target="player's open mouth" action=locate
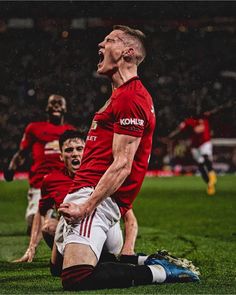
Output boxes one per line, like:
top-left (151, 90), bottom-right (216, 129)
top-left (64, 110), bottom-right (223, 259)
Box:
top-left (72, 159), bottom-right (80, 166)
top-left (52, 111), bottom-right (61, 116)
top-left (98, 51), bottom-right (104, 66)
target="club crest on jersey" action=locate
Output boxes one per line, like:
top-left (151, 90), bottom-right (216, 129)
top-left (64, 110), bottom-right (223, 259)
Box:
top-left (91, 121), bottom-right (98, 130)
top-left (120, 118), bottom-right (144, 126)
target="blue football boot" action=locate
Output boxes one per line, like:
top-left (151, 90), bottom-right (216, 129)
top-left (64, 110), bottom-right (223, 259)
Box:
top-left (145, 250), bottom-right (200, 283)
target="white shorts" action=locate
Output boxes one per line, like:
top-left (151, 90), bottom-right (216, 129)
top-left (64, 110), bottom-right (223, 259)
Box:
top-left (104, 220), bottom-right (123, 255)
top-left (25, 187), bottom-right (41, 225)
top-left (55, 187), bottom-right (122, 260)
top-left (191, 141), bottom-right (213, 164)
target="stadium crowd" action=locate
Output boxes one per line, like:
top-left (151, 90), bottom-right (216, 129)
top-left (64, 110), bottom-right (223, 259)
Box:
top-left (0, 23), bottom-right (236, 171)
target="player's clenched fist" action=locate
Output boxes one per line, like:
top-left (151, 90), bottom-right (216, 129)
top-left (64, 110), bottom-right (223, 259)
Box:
top-left (58, 202), bottom-right (91, 224)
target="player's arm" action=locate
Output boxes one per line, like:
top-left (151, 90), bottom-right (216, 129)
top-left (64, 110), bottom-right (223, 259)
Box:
top-left (9, 149), bottom-right (27, 170)
top-left (203, 100), bottom-right (236, 117)
top-left (4, 149), bottom-right (27, 181)
top-left (12, 177), bottom-right (53, 263)
top-left (168, 124), bottom-right (182, 139)
top-left (165, 119), bottom-right (187, 142)
top-left (59, 133), bottom-right (141, 223)
top-left (42, 216), bottom-right (58, 237)
top-left (12, 210), bottom-right (44, 263)
top-left (50, 241), bottom-right (63, 277)
top-left (4, 123), bottom-right (33, 181)
top-left (120, 209), bottom-right (138, 255)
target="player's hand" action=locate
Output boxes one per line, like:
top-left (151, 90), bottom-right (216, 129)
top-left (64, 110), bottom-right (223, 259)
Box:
top-left (3, 168), bottom-right (15, 182)
top-left (58, 202), bottom-right (91, 224)
top-left (12, 247), bottom-right (36, 263)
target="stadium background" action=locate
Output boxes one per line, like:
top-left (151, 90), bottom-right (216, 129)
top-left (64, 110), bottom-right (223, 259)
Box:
top-left (0, 1), bottom-right (236, 175)
top-left (0, 2), bottom-right (236, 294)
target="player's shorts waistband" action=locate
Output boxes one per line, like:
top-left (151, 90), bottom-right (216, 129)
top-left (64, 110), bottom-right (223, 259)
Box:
top-left (63, 187), bottom-right (94, 203)
top-left (63, 187), bottom-right (121, 225)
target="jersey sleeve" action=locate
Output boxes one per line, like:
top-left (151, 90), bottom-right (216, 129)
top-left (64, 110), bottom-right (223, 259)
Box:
top-left (39, 176), bottom-right (54, 216)
top-left (20, 123), bottom-right (34, 151)
top-left (119, 204), bottom-right (133, 217)
top-left (112, 91), bottom-right (148, 137)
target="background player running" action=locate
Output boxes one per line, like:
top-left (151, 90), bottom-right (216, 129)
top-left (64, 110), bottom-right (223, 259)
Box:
top-left (4, 94), bottom-right (75, 232)
top-left (167, 101), bottom-right (235, 195)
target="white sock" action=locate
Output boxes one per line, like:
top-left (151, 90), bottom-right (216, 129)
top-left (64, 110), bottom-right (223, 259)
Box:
top-left (147, 265), bottom-right (167, 283)
top-left (138, 255), bottom-right (149, 265)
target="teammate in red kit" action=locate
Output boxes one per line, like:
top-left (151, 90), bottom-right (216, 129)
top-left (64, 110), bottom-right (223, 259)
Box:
top-left (4, 94), bottom-right (74, 232)
top-left (168, 112), bottom-right (217, 195)
top-left (57, 25), bottom-right (199, 291)
top-left (13, 130), bottom-right (85, 263)
top-left (13, 130), bottom-right (139, 265)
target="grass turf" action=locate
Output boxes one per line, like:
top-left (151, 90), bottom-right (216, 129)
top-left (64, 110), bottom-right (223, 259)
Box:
top-left (0, 175), bottom-right (235, 294)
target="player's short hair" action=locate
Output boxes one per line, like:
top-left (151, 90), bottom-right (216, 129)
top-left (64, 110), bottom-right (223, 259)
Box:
top-left (59, 130), bottom-right (86, 151)
top-left (113, 25), bottom-right (146, 65)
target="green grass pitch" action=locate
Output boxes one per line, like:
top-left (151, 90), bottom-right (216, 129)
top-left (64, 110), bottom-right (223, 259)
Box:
top-left (0, 175), bottom-right (235, 294)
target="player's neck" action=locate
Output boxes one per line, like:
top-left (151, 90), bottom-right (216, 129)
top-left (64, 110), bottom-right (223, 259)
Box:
top-left (48, 115), bottom-right (64, 125)
top-left (111, 66), bottom-right (137, 90)
top-left (68, 170), bottom-right (75, 178)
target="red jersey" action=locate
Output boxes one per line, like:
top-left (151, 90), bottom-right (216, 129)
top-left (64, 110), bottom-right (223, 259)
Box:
top-left (39, 168), bottom-right (73, 216)
top-left (179, 117), bottom-right (211, 148)
top-left (71, 77), bottom-right (156, 216)
top-left (20, 121), bottom-right (74, 188)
